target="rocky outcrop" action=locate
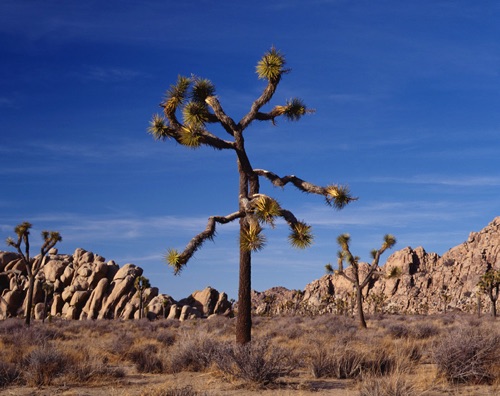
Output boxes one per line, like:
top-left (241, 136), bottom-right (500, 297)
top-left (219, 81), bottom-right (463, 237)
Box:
top-left (0, 248), bottom-right (233, 321)
top-left (252, 217), bottom-right (500, 316)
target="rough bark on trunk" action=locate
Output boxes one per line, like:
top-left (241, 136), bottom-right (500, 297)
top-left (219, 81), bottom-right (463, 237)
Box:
top-left (25, 275), bottom-right (35, 326)
top-left (236, 221), bottom-right (252, 344)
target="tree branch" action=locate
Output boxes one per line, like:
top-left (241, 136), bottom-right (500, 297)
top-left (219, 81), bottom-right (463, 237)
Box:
top-left (170, 211), bottom-right (245, 273)
top-left (205, 96), bottom-right (237, 136)
top-left (239, 79), bottom-right (280, 130)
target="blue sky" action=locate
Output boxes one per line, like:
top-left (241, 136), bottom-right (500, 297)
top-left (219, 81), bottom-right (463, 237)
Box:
top-left (1, 1), bottom-right (499, 300)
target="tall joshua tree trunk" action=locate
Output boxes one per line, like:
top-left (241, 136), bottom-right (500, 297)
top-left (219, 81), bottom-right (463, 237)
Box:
top-left (237, 243), bottom-right (252, 344)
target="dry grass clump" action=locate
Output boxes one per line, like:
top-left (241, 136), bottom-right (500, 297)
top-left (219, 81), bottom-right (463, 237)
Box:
top-left (23, 344), bottom-right (69, 386)
top-left (214, 336), bottom-right (297, 386)
top-left (358, 373), bottom-right (419, 396)
top-left (128, 342), bottom-right (165, 373)
top-left (167, 332), bottom-right (220, 373)
top-left (432, 325), bottom-right (500, 384)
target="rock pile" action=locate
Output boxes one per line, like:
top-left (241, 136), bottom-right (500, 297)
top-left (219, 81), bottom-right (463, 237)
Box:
top-left (2, 217), bottom-right (499, 320)
top-left (0, 248), bottom-right (232, 321)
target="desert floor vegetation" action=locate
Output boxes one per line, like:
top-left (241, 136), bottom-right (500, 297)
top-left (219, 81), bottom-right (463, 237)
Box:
top-left (0, 313), bottom-right (499, 395)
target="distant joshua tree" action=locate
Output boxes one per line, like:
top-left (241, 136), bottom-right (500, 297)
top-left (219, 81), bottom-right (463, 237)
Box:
top-left (326, 234), bottom-right (396, 328)
top-left (134, 276), bottom-right (151, 320)
top-left (478, 268), bottom-right (500, 318)
top-left (148, 48), bottom-right (356, 344)
top-left (6, 222), bottom-right (62, 326)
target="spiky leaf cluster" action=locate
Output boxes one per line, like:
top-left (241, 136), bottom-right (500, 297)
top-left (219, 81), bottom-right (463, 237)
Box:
top-left (282, 98), bottom-right (310, 121)
top-left (14, 221), bottom-right (32, 237)
top-left (183, 101), bottom-right (210, 127)
top-left (256, 47), bottom-right (287, 81)
top-left (135, 275), bottom-right (151, 291)
top-left (147, 114), bottom-right (169, 140)
top-left (382, 234), bottom-right (397, 251)
top-left (163, 76), bottom-right (191, 114)
top-left (166, 249), bottom-right (185, 275)
top-left (478, 269), bottom-right (500, 292)
top-left (326, 185), bottom-right (354, 209)
top-left (240, 224), bottom-right (266, 252)
top-left (191, 78), bottom-right (215, 103)
top-left (179, 126), bottom-right (201, 148)
top-left (252, 195), bottom-right (281, 227)
top-left (288, 221), bottom-right (313, 249)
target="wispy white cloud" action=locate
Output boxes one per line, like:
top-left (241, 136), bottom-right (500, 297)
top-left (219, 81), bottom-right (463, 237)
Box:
top-left (370, 175), bottom-right (500, 187)
top-left (77, 66), bottom-right (149, 83)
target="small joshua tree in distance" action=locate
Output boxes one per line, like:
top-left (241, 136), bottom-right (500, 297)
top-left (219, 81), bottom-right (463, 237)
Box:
top-left (477, 268), bottom-right (500, 318)
top-left (326, 233), bottom-right (396, 329)
top-left (134, 275), bottom-right (151, 320)
top-left (6, 222), bottom-right (62, 326)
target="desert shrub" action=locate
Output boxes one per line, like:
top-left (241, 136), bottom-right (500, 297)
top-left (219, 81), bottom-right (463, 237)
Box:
top-left (105, 331), bottom-right (134, 357)
top-left (155, 328), bottom-right (176, 346)
top-left (358, 373), bottom-right (419, 396)
top-left (386, 323), bottom-right (411, 339)
top-left (410, 322), bottom-right (440, 339)
top-left (0, 360), bottom-right (20, 387)
top-left (128, 343), bottom-right (164, 373)
top-left (433, 326), bottom-right (500, 384)
top-left (0, 318), bottom-right (25, 335)
top-left (65, 346), bottom-right (125, 382)
top-left (214, 337), bottom-right (296, 386)
top-left (167, 333), bottom-right (219, 373)
top-left (23, 345), bottom-right (69, 386)
top-left (308, 342), bottom-right (333, 378)
top-left (330, 345), bottom-right (365, 379)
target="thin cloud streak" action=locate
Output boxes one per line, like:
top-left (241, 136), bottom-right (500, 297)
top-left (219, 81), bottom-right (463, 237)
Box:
top-left (370, 175), bottom-right (500, 187)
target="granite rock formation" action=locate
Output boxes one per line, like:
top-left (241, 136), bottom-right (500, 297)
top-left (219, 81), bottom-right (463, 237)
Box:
top-left (252, 217), bottom-right (500, 316)
top-left (0, 248), bottom-right (232, 321)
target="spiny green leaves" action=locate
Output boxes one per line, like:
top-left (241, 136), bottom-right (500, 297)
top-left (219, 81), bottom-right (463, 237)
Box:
top-left (478, 269), bottom-right (500, 292)
top-left (282, 98), bottom-right (312, 121)
top-left (240, 223), bottom-right (266, 252)
top-left (252, 195), bottom-right (281, 228)
top-left (163, 75), bottom-right (191, 115)
top-left (179, 126), bottom-right (201, 148)
top-left (166, 248), bottom-right (185, 275)
top-left (382, 234), bottom-right (397, 251)
top-left (326, 185), bottom-right (355, 209)
top-left (325, 263), bottom-right (334, 274)
top-left (14, 221), bottom-right (32, 237)
top-left (336, 233), bottom-right (351, 251)
top-left (191, 78), bottom-right (215, 103)
top-left (135, 275), bottom-right (151, 290)
top-left (183, 101), bottom-right (210, 127)
top-left (148, 114), bottom-right (169, 140)
top-left (288, 221), bottom-right (313, 249)
top-left (256, 47), bottom-right (287, 81)
top-left (42, 230), bottom-right (62, 244)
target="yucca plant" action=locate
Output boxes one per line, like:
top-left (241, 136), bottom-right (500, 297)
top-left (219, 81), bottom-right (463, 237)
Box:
top-left (326, 234), bottom-right (396, 329)
top-left (5, 222), bottom-right (62, 326)
top-left (148, 48), bottom-right (356, 344)
top-left (477, 267), bottom-right (500, 317)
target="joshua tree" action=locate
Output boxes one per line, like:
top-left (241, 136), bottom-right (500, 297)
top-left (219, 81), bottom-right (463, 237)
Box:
top-left (148, 48), bottom-right (355, 343)
top-left (477, 268), bottom-right (500, 318)
top-left (134, 275), bottom-right (151, 320)
top-left (326, 233), bottom-right (396, 329)
top-left (6, 222), bottom-right (62, 326)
